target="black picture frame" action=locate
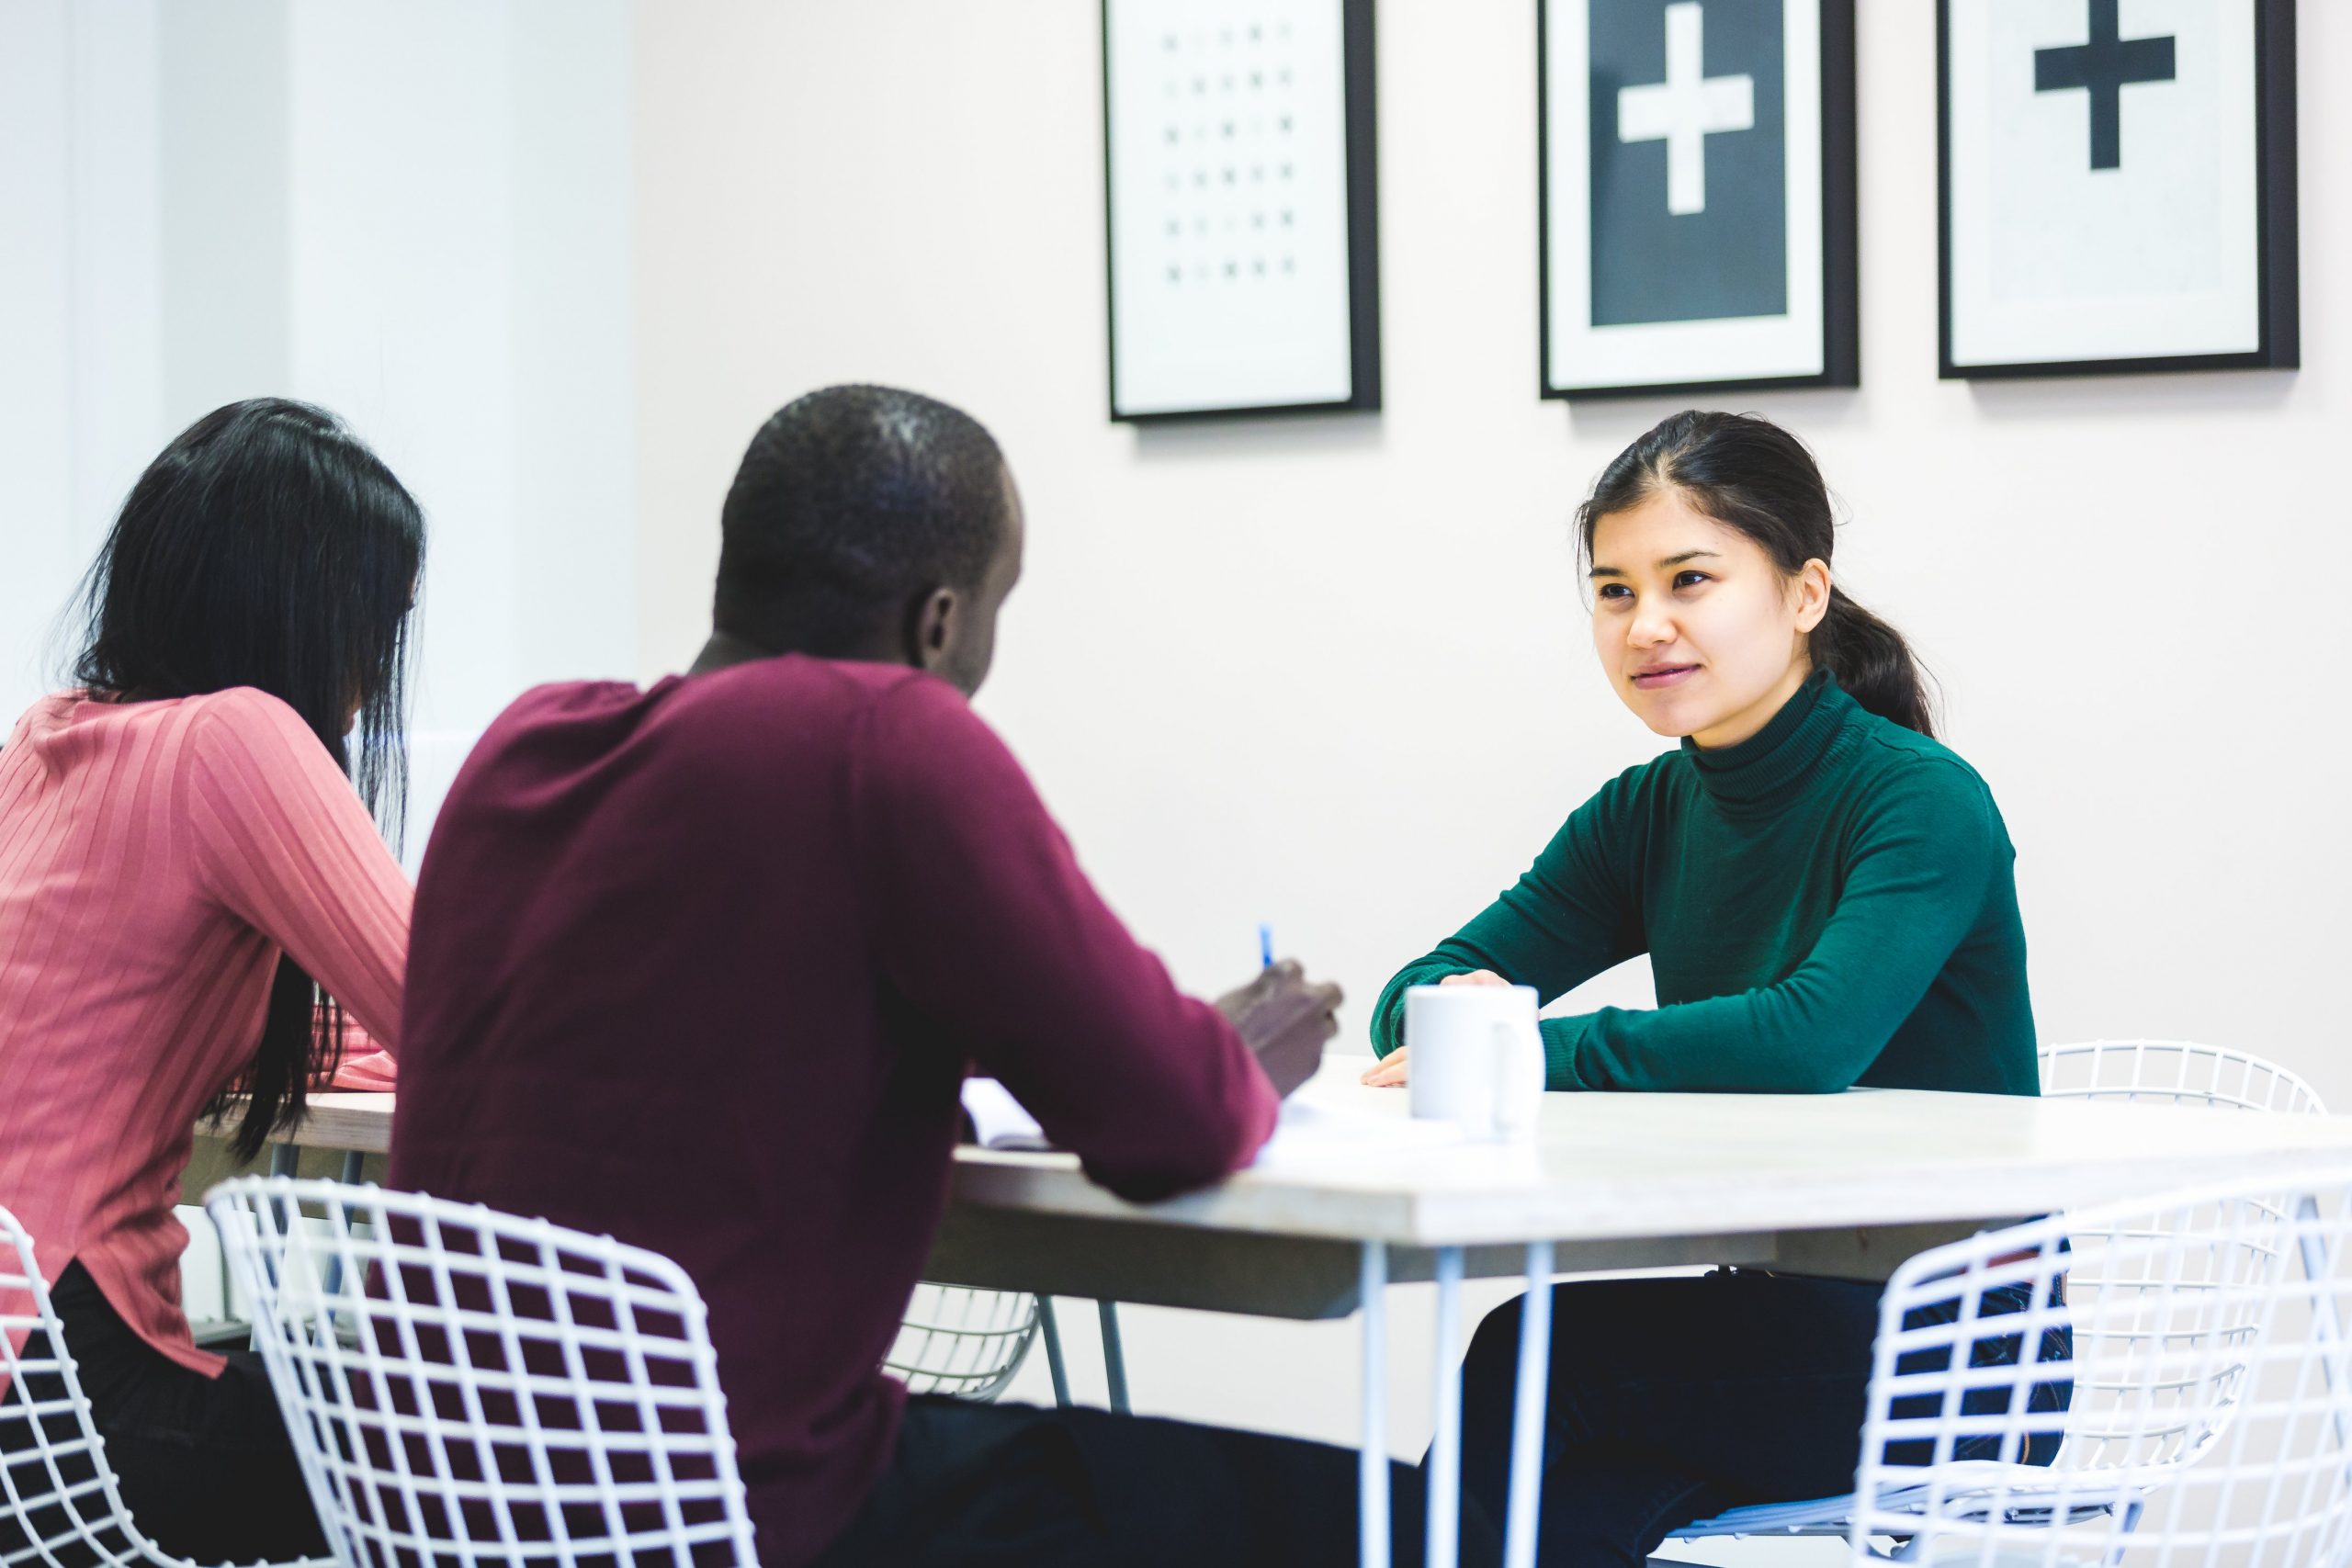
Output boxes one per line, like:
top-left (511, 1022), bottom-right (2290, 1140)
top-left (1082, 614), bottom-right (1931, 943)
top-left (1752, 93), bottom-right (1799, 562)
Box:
top-left (1537, 0), bottom-right (1859, 402)
top-left (1937, 0), bottom-right (2299, 380)
top-left (1102, 0), bottom-right (1382, 423)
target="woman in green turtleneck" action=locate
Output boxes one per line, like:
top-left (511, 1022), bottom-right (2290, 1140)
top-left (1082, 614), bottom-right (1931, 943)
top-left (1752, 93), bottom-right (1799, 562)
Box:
top-left (1365, 411), bottom-right (2060, 1566)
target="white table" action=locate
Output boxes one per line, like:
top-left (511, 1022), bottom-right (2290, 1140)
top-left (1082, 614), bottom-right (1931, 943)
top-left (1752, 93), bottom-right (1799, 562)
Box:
top-left (243, 1065), bottom-right (2352, 1568)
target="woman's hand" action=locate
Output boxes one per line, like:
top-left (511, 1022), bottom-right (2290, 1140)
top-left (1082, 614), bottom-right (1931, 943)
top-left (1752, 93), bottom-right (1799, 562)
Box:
top-left (1358, 971), bottom-right (1510, 1087)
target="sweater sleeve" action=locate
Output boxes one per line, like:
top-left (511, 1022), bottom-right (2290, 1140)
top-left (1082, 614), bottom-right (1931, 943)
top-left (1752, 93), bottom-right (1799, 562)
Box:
top-left (322, 1008), bottom-right (396, 1089)
top-left (1370, 773), bottom-right (1646, 1074)
top-left (857, 678), bottom-right (1277, 1201)
top-left (186, 689), bottom-right (412, 1051)
top-left (1545, 759), bottom-right (1999, 1093)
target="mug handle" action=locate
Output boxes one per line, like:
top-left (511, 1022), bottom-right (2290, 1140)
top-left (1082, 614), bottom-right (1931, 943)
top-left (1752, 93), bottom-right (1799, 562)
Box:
top-left (1490, 1021), bottom-right (1534, 1140)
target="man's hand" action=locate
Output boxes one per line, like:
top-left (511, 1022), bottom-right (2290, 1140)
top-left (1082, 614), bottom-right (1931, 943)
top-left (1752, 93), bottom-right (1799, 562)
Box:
top-left (1357, 970), bottom-right (1509, 1088)
top-left (1215, 958), bottom-right (1342, 1100)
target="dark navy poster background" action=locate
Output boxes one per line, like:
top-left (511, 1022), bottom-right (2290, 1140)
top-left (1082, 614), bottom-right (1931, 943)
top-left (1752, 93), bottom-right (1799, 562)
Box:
top-left (1589, 0), bottom-right (1787, 326)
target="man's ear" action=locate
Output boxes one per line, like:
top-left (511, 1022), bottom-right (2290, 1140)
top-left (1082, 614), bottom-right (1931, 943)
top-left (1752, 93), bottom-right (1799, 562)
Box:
top-left (908, 587), bottom-right (959, 672)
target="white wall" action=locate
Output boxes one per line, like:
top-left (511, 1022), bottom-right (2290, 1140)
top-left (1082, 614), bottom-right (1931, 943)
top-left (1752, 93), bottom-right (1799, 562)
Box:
top-left (0, 1), bottom-right (164, 733)
top-left (0, 0), bottom-right (637, 865)
top-left (0, 0), bottom-right (639, 1328)
top-left (280, 0), bottom-right (639, 854)
top-left (631, 0), bottom-right (2349, 1454)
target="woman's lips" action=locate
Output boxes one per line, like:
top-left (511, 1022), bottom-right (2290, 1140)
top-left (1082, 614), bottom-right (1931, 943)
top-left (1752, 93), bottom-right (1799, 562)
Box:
top-left (1632, 664), bottom-right (1698, 690)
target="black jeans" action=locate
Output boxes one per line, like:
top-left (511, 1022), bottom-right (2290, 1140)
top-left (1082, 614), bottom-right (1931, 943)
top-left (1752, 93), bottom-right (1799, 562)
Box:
top-left (0, 1262), bottom-right (325, 1565)
top-left (1450, 1269), bottom-right (2072, 1568)
top-left (812, 1393), bottom-right (1504, 1568)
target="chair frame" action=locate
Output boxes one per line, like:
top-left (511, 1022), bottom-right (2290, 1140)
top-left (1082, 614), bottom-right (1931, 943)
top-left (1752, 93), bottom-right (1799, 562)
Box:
top-left (0, 1202), bottom-right (334, 1568)
top-left (1668, 1039), bottom-right (2330, 1560)
top-left (1841, 1167), bottom-right (2352, 1567)
top-left (2037, 1038), bottom-right (2324, 1117)
top-left (205, 1177), bottom-right (759, 1568)
top-left (884, 1284), bottom-right (1040, 1402)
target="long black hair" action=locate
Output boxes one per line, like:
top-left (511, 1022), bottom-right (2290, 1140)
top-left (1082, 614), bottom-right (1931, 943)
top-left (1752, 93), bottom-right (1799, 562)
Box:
top-left (70, 398), bottom-right (424, 1160)
top-left (1576, 410), bottom-right (1936, 737)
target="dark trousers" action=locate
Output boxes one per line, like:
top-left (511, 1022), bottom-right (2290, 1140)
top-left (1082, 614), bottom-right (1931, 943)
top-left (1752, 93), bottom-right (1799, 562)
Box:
top-left (0, 1262), bottom-right (325, 1565)
top-left (813, 1394), bottom-right (1503, 1568)
top-left (1450, 1269), bottom-right (2072, 1568)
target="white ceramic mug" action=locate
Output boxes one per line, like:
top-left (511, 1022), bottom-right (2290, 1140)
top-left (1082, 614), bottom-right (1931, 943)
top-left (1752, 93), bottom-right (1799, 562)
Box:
top-left (1403, 983), bottom-right (1544, 1143)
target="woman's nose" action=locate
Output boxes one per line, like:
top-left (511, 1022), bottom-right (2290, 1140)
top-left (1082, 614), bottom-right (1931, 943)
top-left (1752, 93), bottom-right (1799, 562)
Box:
top-left (1628, 605), bottom-right (1676, 648)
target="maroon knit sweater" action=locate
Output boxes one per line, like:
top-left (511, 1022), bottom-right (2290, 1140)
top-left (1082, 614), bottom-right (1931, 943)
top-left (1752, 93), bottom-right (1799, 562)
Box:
top-left (391, 657), bottom-right (1276, 1567)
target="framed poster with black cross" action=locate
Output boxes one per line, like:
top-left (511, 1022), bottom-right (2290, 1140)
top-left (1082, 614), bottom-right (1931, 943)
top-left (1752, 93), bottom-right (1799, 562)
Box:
top-left (1102, 0), bottom-right (1380, 422)
top-left (1539, 0), bottom-right (1859, 400)
top-left (1939, 0), bottom-right (2299, 378)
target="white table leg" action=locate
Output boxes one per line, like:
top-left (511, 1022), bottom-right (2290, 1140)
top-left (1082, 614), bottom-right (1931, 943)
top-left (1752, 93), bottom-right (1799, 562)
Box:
top-left (1037, 1297), bottom-right (1072, 1407)
top-left (1503, 1241), bottom-right (1554, 1568)
top-left (1097, 1300), bottom-right (1131, 1414)
top-left (1361, 1241), bottom-right (1388, 1568)
top-left (2295, 1196), bottom-right (2351, 1454)
top-left (1427, 1245), bottom-right (1465, 1568)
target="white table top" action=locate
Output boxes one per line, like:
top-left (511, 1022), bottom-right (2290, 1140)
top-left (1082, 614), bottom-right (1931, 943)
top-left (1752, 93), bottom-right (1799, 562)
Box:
top-left (278, 1061), bottom-right (2352, 1249)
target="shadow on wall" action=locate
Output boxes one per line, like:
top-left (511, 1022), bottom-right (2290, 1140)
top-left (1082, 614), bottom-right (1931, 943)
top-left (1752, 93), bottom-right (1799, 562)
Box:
top-left (1964, 367), bottom-right (2298, 423)
top-left (1129, 408), bottom-right (1386, 463)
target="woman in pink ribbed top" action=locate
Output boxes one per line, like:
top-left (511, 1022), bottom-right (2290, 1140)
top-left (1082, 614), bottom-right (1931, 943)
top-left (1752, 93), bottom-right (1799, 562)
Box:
top-left (0, 400), bottom-right (423, 1562)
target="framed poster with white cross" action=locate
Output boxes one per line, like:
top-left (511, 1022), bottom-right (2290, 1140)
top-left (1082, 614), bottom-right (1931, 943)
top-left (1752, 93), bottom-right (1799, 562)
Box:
top-left (1539, 0), bottom-right (1859, 400)
top-left (1939, 0), bottom-right (2298, 378)
top-left (1102, 0), bottom-right (1380, 422)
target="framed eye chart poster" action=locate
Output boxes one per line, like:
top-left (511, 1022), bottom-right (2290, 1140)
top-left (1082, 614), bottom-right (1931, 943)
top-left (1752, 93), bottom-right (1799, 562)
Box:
top-left (1102, 0), bottom-right (1381, 422)
top-left (1939, 0), bottom-right (2299, 378)
top-left (1540, 0), bottom-right (1860, 400)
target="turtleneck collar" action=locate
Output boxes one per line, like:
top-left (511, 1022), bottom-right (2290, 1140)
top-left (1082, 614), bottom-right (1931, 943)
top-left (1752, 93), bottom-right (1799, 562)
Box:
top-left (1679, 667), bottom-right (1855, 811)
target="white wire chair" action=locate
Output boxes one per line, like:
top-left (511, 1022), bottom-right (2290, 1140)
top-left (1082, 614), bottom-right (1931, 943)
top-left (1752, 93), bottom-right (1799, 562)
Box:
top-left (204, 1177), bottom-right (757, 1568)
top-left (1843, 1165), bottom-right (2352, 1567)
top-left (2039, 1039), bottom-right (2326, 1118)
top-left (0, 1202), bottom-right (333, 1568)
top-left (1669, 1041), bottom-right (2329, 1559)
top-left (884, 1286), bottom-right (1040, 1402)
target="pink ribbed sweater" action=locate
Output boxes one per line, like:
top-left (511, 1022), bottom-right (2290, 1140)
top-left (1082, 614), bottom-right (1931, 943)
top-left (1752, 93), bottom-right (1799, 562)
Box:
top-left (0, 688), bottom-right (410, 1377)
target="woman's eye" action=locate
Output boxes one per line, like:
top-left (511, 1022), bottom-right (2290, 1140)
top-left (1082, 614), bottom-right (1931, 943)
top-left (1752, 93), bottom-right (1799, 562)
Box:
top-left (1597, 583), bottom-right (1632, 602)
top-left (1673, 571), bottom-right (1712, 590)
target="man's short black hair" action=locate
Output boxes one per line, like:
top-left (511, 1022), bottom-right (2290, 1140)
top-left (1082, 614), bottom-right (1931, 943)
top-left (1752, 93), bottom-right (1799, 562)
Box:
top-left (713, 385), bottom-right (1011, 653)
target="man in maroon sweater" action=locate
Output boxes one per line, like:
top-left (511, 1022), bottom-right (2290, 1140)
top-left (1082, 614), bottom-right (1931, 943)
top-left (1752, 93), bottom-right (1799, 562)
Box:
top-left (391, 387), bottom-right (1487, 1567)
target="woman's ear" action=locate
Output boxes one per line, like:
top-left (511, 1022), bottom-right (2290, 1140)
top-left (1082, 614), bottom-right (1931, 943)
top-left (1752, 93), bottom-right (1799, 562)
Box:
top-left (1793, 558), bottom-right (1832, 635)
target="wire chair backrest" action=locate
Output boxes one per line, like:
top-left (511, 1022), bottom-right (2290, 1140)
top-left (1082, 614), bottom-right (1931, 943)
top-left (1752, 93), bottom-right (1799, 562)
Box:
top-left (0, 1207), bottom-right (192, 1568)
top-left (1849, 1166), bottom-right (2352, 1568)
top-left (2040, 1040), bottom-right (2327, 1117)
top-left (2036, 1038), bottom-right (2326, 1489)
top-left (205, 1177), bottom-right (758, 1568)
top-left (884, 1287), bottom-right (1038, 1402)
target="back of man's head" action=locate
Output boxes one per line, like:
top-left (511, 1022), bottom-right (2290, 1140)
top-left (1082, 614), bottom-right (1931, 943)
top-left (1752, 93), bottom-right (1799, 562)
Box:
top-left (714, 385), bottom-right (1011, 658)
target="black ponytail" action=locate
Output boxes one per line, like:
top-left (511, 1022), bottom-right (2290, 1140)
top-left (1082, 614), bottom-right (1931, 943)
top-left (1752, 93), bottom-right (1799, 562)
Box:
top-left (1575, 410), bottom-right (1937, 737)
top-left (1813, 587), bottom-right (1933, 736)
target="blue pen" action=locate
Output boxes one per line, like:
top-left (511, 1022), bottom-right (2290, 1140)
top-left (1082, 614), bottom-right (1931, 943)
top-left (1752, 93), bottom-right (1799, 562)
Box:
top-left (1259, 922), bottom-right (1274, 969)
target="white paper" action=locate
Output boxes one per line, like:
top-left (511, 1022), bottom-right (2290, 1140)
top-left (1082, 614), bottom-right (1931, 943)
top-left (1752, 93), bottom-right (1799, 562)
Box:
top-left (1106, 0), bottom-right (1357, 414)
top-left (963, 1073), bottom-right (1487, 1174)
top-left (1947, 0), bottom-right (2261, 365)
top-left (1250, 1092), bottom-right (1466, 1175)
top-left (960, 1077), bottom-right (1048, 1151)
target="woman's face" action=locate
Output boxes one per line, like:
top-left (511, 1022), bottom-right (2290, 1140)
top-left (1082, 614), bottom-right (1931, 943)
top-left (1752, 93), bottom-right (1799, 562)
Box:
top-left (1588, 488), bottom-right (1829, 750)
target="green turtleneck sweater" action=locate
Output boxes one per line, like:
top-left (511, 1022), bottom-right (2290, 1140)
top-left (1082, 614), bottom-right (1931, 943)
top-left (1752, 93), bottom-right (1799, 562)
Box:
top-left (1371, 671), bottom-right (2037, 1096)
